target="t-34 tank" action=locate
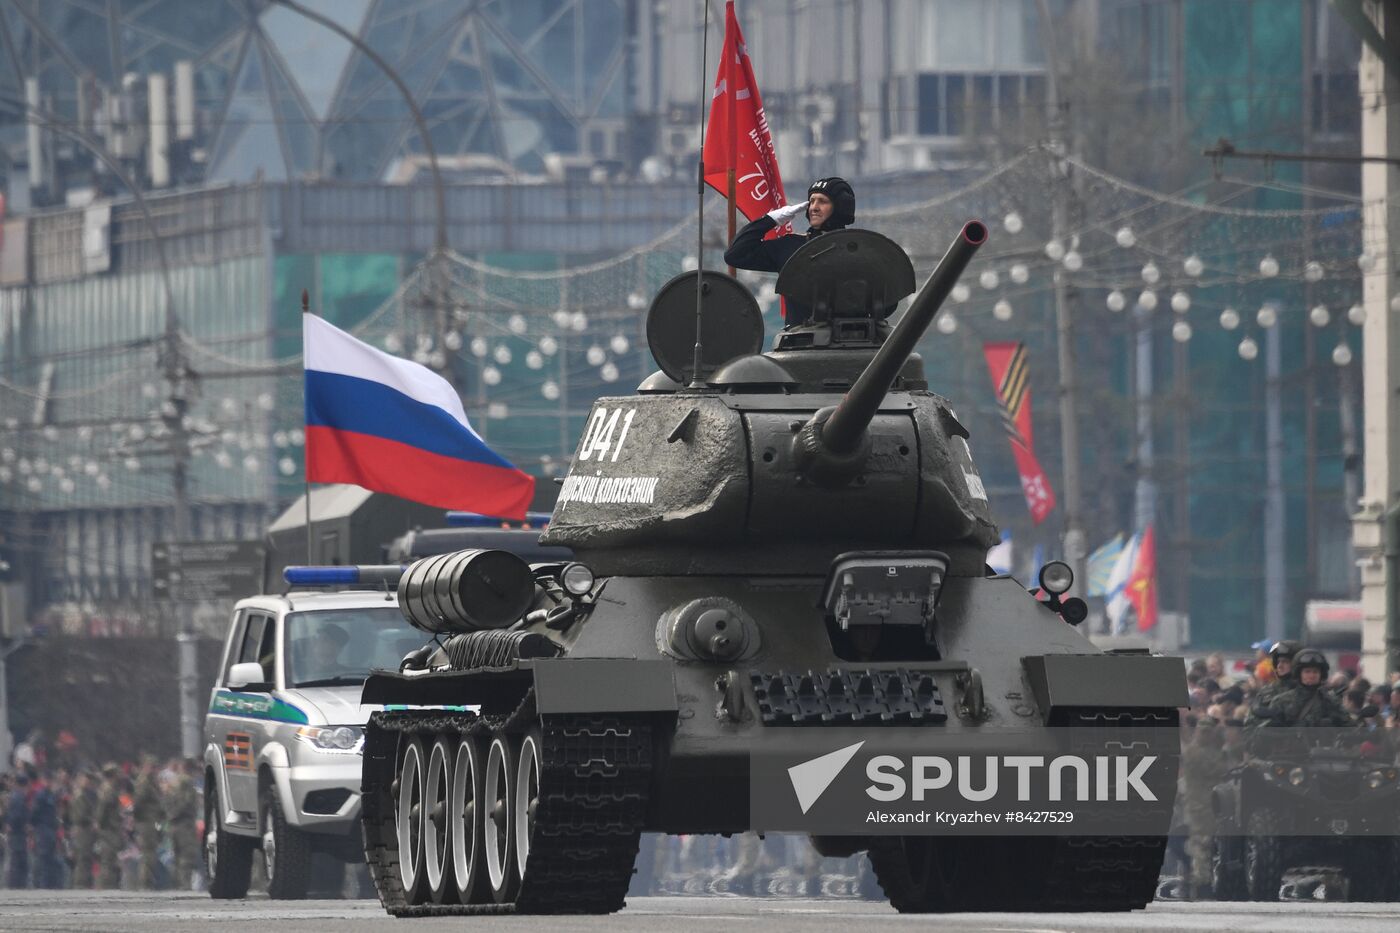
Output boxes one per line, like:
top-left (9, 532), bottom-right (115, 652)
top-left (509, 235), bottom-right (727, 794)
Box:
top-left (357, 221), bottom-right (1187, 915)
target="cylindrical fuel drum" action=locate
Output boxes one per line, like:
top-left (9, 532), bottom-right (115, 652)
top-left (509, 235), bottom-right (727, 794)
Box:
top-left (397, 548), bottom-right (535, 635)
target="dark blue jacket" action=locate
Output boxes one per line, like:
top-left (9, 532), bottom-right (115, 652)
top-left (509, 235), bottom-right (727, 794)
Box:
top-left (723, 216), bottom-right (826, 324)
top-left (5, 787), bottom-right (29, 833)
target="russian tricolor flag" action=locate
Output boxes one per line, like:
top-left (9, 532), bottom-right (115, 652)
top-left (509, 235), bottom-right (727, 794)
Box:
top-left (303, 314), bottom-right (534, 519)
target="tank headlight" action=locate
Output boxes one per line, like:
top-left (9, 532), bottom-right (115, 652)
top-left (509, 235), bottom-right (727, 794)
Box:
top-left (1366, 770), bottom-right (1386, 789)
top-left (561, 562), bottom-right (596, 596)
top-left (296, 725), bottom-right (364, 752)
top-left (1288, 767), bottom-right (1307, 786)
top-left (1038, 561), bottom-right (1074, 596)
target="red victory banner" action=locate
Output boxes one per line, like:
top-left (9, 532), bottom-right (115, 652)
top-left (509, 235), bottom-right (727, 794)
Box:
top-left (703, 0), bottom-right (789, 250)
top-left (1126, 523), bottom-right (1158, 631)
top-left (982, 342), bottom-right (1057, 524)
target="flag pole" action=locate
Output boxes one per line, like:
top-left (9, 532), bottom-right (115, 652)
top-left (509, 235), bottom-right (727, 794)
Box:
top-left (690, 0), bottom-right (713, 388)
top-left (725, 2), bottom-right (737, 276)
top-left (302, 289), bottom-right (314, 565)
top-left (726, 169), bottom-right (736, 277)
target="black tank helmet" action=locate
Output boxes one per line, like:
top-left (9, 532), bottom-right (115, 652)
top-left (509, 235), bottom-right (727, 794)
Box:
top-left (1292, 648), bottom-right (1329, 681)
top-left (1269, 639), bottom-right (1303, 674)
top-left (807, 177), bottom-right (855, 230)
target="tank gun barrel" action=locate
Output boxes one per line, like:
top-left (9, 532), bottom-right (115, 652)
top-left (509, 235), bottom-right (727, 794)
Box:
top-left (821, 220), bottom-right (987, 455)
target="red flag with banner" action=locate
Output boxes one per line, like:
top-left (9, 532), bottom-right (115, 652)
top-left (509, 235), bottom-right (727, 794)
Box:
top-left (703, 1), bottom-right (788, 231)
top-left (1127, 524), bottom-right (1158, 631)
top-left (982, 342), bottom-right (1056, 524)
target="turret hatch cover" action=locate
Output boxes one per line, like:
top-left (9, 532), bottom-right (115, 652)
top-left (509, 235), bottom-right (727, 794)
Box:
top-left (646, 270), bottom-right (765, 384)
top-left (775, 229), bottom-right (916, 320)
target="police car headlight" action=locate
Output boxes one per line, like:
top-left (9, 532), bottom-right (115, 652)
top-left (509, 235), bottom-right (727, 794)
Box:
top-left (296, 725), bottom-right (364, 752)
top-left (1288, 767), bottom-right (1307, 786)
top-left (1366, 770), bottom-right (1387, 789)
top-left (561, 562), bottom-right (596, 596)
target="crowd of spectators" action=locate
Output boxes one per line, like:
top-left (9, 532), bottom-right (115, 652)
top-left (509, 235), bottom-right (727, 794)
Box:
top-left (1183, 647), bottom-right (1400, 730)
top-left (0, 733), bottom-right (201, 892)
top-left (1164, 645), bottom-right (1399, 900)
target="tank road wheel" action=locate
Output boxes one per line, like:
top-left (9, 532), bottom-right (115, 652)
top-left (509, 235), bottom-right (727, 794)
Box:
top-left (483, 733), bottom-right (519, 903)
top-left (424, 737), bottom-right (455, 904)
top-left (261, 783), bottom-right (313, 899)
top-left (514, 728), bottom-right (542, 878)
top-left (449, 735), bottom-right (485, 904)
top-left (510, 715), bottom-right (655, 914)
top-left (204, 777), bottom-right (253, 899)
top-left (396, 737), bottom-right (430, 904)
top-left (1244, 809), bottom-right (1287, 901)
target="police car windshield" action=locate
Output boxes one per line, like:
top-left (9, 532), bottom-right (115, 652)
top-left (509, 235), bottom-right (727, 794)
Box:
top-left (285, 608), bottom-right (417, 688)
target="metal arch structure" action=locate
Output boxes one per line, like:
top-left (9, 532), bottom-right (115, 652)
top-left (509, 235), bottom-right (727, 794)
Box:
top-left (271, 0), bottom-right (448, 253)
top-left (0, 0), bottom-right (633, 193)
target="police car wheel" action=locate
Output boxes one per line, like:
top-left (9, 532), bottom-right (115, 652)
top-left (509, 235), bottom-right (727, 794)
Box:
top-left (424, 737), bottom-right (455, 903)
top-left (262, 784), bottom-right (312, 898)
top-left (204, 778), bottom-right (253, 899)
top-left (449, 735), bottom-right (485, 903)
top-left (396, 737), bottom-right (430, 903)
top-left (483, 733), bottom-right (519, 903)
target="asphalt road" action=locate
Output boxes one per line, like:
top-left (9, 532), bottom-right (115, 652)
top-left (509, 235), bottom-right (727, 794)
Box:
top-left (2, 893), bottom-right (1400, 933)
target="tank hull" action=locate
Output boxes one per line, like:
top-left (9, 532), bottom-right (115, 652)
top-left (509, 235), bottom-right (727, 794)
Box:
top-left (361, 573), bottom-right (1183, 913)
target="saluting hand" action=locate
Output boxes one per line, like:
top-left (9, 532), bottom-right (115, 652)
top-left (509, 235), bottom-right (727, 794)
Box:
top-left (765, 202), bottom-right (806, 225)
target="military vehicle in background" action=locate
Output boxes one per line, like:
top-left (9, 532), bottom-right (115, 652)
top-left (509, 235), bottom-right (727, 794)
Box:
top-left (1212, 728), bottom-right (1400, 901)
top-left (353, 221), bottom-right (1186, 915)
top-left (383, 511), bottom-right (572, 565)
top-left (265, 488), bottom-right (570, 589)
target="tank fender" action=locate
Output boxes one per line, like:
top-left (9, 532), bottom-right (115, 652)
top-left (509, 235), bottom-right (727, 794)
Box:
top-left (1021, 654), bottom-right (1187, 722)
top-left (362, 659), bottom-right (679, 715)
top-left (530, 658), bottom-right (678, 714)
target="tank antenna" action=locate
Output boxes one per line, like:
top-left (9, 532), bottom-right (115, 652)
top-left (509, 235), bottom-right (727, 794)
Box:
top-left (689, 0), bottom-right (713, 388)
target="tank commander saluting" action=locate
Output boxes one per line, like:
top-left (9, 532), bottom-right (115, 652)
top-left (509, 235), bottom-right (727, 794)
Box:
top-left (723, 177), bottom-right (857, 326)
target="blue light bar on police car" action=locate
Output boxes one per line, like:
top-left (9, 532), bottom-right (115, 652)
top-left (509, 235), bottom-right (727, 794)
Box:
top-left (444, 511), bottom-right (552, 528)
top-left (283, 565), bottom-right (406, 587)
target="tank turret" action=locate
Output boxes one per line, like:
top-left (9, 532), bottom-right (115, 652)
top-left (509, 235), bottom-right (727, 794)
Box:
top-left (539, 222), bottom-right (998, 578)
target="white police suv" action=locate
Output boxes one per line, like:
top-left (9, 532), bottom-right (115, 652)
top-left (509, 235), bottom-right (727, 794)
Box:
top-left (202, 569), bottom-right (424, 899)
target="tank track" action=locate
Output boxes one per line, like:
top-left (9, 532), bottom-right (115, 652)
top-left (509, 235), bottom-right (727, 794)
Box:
top-left (361, 692), bottom-right (652, 916)
top-left (870, 707), bottom-right (1178, 912)
top-left (1031, 708), bottom-right (1179, 911)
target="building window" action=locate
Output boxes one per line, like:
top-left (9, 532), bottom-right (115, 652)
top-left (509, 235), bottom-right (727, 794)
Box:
top-left (1311, 2), bottom-right (1360, 139)
top-left (916, 72), bottom-right (1045, 138)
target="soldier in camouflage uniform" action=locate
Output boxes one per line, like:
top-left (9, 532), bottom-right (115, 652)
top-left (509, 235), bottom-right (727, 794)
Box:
top-left (164, 759), bottom-right (198, 891)
top-left (131, 757), bottom-right (163, 889)
top-left (1181, 718), bottom-right (1230, 899)
top-left (1263, 650), bottom-right (1355, 728)
top-left (68, 771), bottom-right (97, 889)
top-left (1246, 640), bottom-right (1302, 724)
top-left (94, 765), bottom-right (125, 889)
